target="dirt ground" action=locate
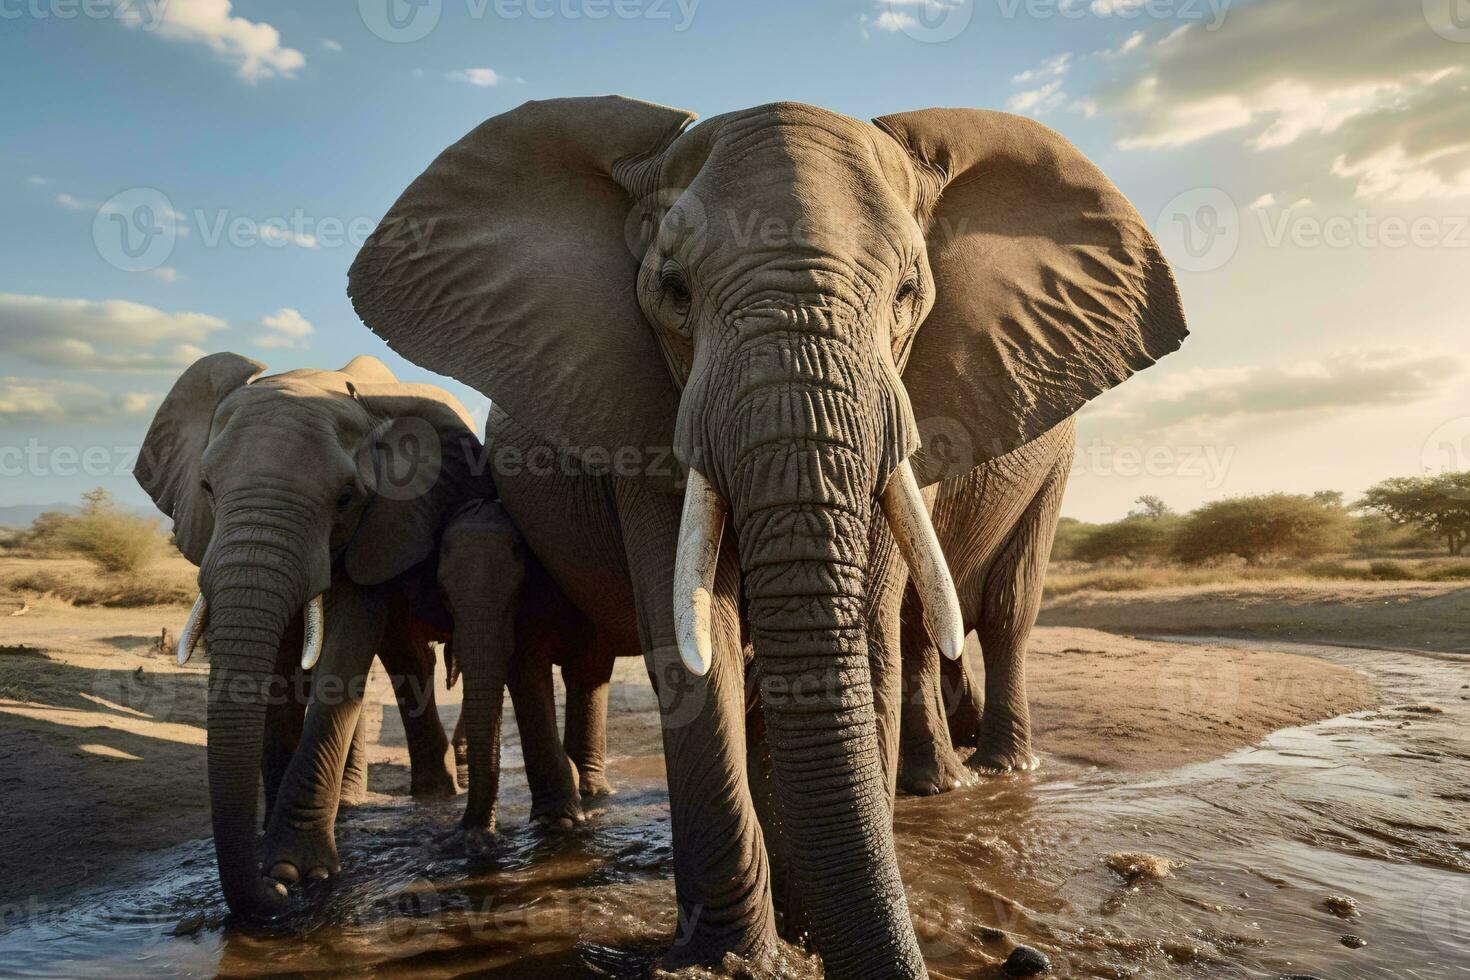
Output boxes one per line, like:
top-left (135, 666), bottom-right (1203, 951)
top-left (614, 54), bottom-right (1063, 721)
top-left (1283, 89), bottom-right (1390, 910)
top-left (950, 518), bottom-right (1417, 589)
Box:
top-left (0, 554), bottom-right (1381, 907)
top-left (1042, 579), bottom-right (1470, 655)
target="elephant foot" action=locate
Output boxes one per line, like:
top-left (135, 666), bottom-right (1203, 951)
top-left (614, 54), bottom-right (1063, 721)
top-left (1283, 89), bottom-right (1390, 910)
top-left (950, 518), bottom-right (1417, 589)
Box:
top-left (409, 743), bottom-right (459, 800)
top-left (578, 768), bottom-right (617, 799)
top-left (967, 727), bottom-right (1040, 774)
top-left (263, 823), bottom-right (340, 886)
top-left (898, 741), bottom-right (978, 796)
top-left (658, 922), bottom-right (779, 975)
top-left (453, 742), bottom-right (469, 794)
top-left (440, 822), bottom-right (498, 857)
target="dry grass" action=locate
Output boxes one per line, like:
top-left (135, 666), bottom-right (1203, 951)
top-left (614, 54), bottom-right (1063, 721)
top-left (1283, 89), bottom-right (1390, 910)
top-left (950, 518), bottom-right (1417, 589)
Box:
top-left (1, 553), bottom-right (195, 608)
top-left (1045, 556), bottom-right (1470, 598)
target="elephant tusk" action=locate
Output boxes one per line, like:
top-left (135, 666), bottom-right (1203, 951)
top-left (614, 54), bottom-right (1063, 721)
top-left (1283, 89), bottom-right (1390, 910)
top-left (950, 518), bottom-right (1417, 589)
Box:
top-left (301, 594), bottom-right (325, 670)
top-left (672, 466), bottom-right (726, 677)
top-left (882, 459), bottom-right (965, 661)
top-left (177, 593), bottom-right (208, 666)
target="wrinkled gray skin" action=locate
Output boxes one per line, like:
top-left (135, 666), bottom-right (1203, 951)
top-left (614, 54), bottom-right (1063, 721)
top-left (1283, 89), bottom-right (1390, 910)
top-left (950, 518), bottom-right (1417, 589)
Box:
top-left (135, 354), bottom-right (526, 918)
top-left (896, 420), bottom-right (1074, 795)
top-left (349, 97), bottom-right (1188, 977)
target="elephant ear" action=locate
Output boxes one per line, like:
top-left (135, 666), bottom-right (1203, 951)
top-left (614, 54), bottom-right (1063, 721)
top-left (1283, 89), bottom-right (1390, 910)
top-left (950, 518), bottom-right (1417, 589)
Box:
top-left (133, 352), bottom-right (266, 565)
top-left (345, 383), bottom-right (486, 586)
top-left (348, 95), bottom-right (697, 470)
top-left (874, 108), bottom-right (1188, 485)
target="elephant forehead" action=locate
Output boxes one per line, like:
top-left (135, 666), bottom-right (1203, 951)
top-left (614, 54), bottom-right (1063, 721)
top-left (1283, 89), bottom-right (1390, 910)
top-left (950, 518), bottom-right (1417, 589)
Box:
top-left (214, 380), bottom-right (368, 444)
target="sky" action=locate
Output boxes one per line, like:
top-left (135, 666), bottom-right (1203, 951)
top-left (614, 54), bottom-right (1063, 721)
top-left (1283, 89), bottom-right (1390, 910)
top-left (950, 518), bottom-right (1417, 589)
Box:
top-left (1, 0), bottom-right (1467, 522)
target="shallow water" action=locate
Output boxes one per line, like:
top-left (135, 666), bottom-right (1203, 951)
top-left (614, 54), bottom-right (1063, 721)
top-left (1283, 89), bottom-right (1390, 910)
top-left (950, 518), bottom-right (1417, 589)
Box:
top-left (2, 639), bottom-right (1467, 979)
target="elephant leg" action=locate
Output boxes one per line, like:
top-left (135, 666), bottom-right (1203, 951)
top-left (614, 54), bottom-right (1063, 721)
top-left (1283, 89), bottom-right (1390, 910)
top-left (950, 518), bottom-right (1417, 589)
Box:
top-left (969, 454), bottom-right (1068, 774)
top-left (510, 618), bottom-right (583, 828)
top-left (261, 614), bottom-right (307, 820)
top-left (617, 481), bottom-right (776, 969)
top-left (379, 599), bottom-right (457, 800)
top-left (896, 585), bottom-right (975, 796)
top-left (941, 651), bottom-right (983, 748)
top-left (262, 580), bottom-right (390, 886)
top-left (439, 509), bottom-right (525, 844)
top-left (867, 514), bottom-right (912, 804)
top-left (338, 710), bottom-right (369, 807)
top-left (451, 710), bottom-right (469, 791)
top-left (562, 643), bottom-right (616, 799)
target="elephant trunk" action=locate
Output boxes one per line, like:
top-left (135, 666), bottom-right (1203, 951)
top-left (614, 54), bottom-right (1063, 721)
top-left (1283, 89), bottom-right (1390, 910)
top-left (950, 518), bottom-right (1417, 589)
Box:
top-left (199, 513), bottom-right (319, 918)
top-left (692, 339), bottom-right (927, 977)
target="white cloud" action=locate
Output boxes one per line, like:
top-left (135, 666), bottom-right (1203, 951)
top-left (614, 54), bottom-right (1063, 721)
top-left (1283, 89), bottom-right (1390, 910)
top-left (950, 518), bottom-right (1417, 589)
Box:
top-left (0, 378), bottom-right (159, 425)
top-left (55, 193), bottom-right (87, 211)
top-left (1248, 193), bottom-right (1277, 210)
top-left (322, 39), bottom-right (343, 52)
top-left (1008, 53), bottom-right (1073, 117)
top-left (26, 176), bottom-right (51, 186)
top-left (147, 267), bottom-right (182, 283)
top-left (0, 293), bottom-right (224, 373)
top-left (1089, 348), bottom-right (1466, 436)
top-left (109, 0), bottom-right (304, 84)
top-left (449, 68), bottom-right (502, 88)
top-left (256, 307), bottom-right (314, 349)
top-left (259, 224), bottom-right (316, 248)
top-left (1096, 4), bottom-right (1470, 200)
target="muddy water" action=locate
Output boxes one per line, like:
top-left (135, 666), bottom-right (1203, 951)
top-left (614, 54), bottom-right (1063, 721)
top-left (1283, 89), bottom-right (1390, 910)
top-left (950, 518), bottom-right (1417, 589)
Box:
top-left (2, 639), bottom-right (1467, 979)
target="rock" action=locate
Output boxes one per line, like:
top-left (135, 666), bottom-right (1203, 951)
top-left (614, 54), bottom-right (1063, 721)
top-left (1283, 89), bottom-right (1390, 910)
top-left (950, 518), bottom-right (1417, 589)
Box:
top-left (172, 914), bottom-right (205, 936)
top-left (1401, 703), bottom-right (1443, 714)
top-left (1324, 894), bottom-right (1359, 918)
top-left (1105, 852), bottom-right (1183, 882)
top-left (1341, 935), bottom-right (1367, 949)
top-left (1002, 945), bottom-right (1051, 976)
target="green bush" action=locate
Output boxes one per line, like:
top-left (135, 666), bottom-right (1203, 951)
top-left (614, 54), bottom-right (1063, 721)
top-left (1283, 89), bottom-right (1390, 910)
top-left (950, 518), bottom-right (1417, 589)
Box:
top-left (25, 488), bottom-right (164, 575)
top-left (1172, 493), bottom-right (1352, 565)
top-left (1422, 562), bottom-right (1470, 582)
top-left (1073, 515), bottom-right (1181, 563)
top-left (1367, 560), bottom-right (1417, 581)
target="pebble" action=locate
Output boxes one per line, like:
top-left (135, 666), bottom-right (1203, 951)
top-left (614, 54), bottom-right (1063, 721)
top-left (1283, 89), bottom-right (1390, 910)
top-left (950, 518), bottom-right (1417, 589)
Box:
top-left (1324, 895), bottom-right (1359, 918)
top-left (1341, 935), bottom-right (1367, 949)
top-left (1002, 945), bottom-right (1051, 976)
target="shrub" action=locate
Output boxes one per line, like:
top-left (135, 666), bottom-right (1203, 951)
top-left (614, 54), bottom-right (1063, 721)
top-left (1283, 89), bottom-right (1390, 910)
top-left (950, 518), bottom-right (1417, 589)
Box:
top-left (1073, 515), bottom-right (1181, 563)
top-left (1172, 493), bottom-right (1352, 565)
top-left (26, 488), bottom-right (164, 575)
top-left (1367, 560), bottom-right (1417, 581)
top-left (1050, 518), bottom-right (1096, 562)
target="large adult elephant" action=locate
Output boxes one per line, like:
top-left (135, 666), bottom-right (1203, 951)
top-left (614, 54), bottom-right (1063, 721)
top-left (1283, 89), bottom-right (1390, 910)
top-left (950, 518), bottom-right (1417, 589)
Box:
top-left (349, 96), bottom-right (1187, 978)
top-left (134, 354), bottom-right (528, 917)
top-left (896, 419), bottom-right (1075, 796)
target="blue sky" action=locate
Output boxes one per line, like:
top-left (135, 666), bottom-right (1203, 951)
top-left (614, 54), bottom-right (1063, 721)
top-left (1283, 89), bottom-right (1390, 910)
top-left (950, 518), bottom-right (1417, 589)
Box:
top-left (3, 0), bottom-right (1468, 520)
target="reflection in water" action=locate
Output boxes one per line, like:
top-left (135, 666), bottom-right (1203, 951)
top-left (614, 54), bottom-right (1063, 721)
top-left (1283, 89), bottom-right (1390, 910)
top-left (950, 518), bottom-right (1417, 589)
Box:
top-left (2, 640), bottom-right (1467, 978)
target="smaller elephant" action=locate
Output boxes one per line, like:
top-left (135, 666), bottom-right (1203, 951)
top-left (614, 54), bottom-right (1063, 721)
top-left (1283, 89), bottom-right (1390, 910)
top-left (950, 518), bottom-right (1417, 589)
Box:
top-left (136, 353), bottom-right (558, 915)
top-left (895, 420), bottom-right (1075, 795)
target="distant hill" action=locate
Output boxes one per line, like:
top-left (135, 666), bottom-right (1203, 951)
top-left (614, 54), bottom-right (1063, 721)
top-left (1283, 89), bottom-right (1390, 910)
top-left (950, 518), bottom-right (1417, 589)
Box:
top-left (0, 503), bottom-right (80, 529)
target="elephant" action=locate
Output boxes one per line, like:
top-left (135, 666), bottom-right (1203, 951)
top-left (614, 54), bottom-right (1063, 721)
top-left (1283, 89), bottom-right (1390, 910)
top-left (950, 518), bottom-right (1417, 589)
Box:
top-left (895, 419), bottom-right (1075, 795)
top-left (133, 353), bottom-right (537, 916)
top-left (347, 96), bottom-right (1188, 977)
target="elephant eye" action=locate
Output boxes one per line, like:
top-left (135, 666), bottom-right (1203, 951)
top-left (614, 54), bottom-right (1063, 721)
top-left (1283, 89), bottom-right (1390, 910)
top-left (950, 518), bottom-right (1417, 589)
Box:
top-left (336, 485), bottom-right (355, 510)
top-left (660, 267), bottom-right (692, 313)
top-left (199, 479), bottom-right (214, 498)
top-left (895, 275), bottom-right (921, 313)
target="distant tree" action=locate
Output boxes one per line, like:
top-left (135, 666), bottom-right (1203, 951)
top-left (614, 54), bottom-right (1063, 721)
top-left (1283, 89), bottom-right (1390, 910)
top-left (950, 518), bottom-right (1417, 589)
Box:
top-left (1075, 515), bottom-right (1180, 563)
top-left (1359, 473), bottom-right (1470, 556)
top-left (1173, 493), bottom-right (1352, 564)
top-left (1312, 490), bottom-right (1345, 509)
top-left (28, 487), bottom-right (164, 574)
top-left (1129, 495), bottom-right (1173, 520)
top-left (1049, 517), bottom-right (1096, 562)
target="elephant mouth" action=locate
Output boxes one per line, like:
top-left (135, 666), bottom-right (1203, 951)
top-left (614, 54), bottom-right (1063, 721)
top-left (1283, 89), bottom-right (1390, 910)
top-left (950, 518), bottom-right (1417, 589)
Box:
top-left (672, 456), bottom-right (964, 677)
top-left (176, 592), bottom-right (325, 669)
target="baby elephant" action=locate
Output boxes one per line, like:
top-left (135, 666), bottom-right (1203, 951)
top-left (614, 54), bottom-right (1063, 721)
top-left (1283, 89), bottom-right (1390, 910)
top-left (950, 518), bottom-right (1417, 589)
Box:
top-left (135, 352), bottom-right (540, 917)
